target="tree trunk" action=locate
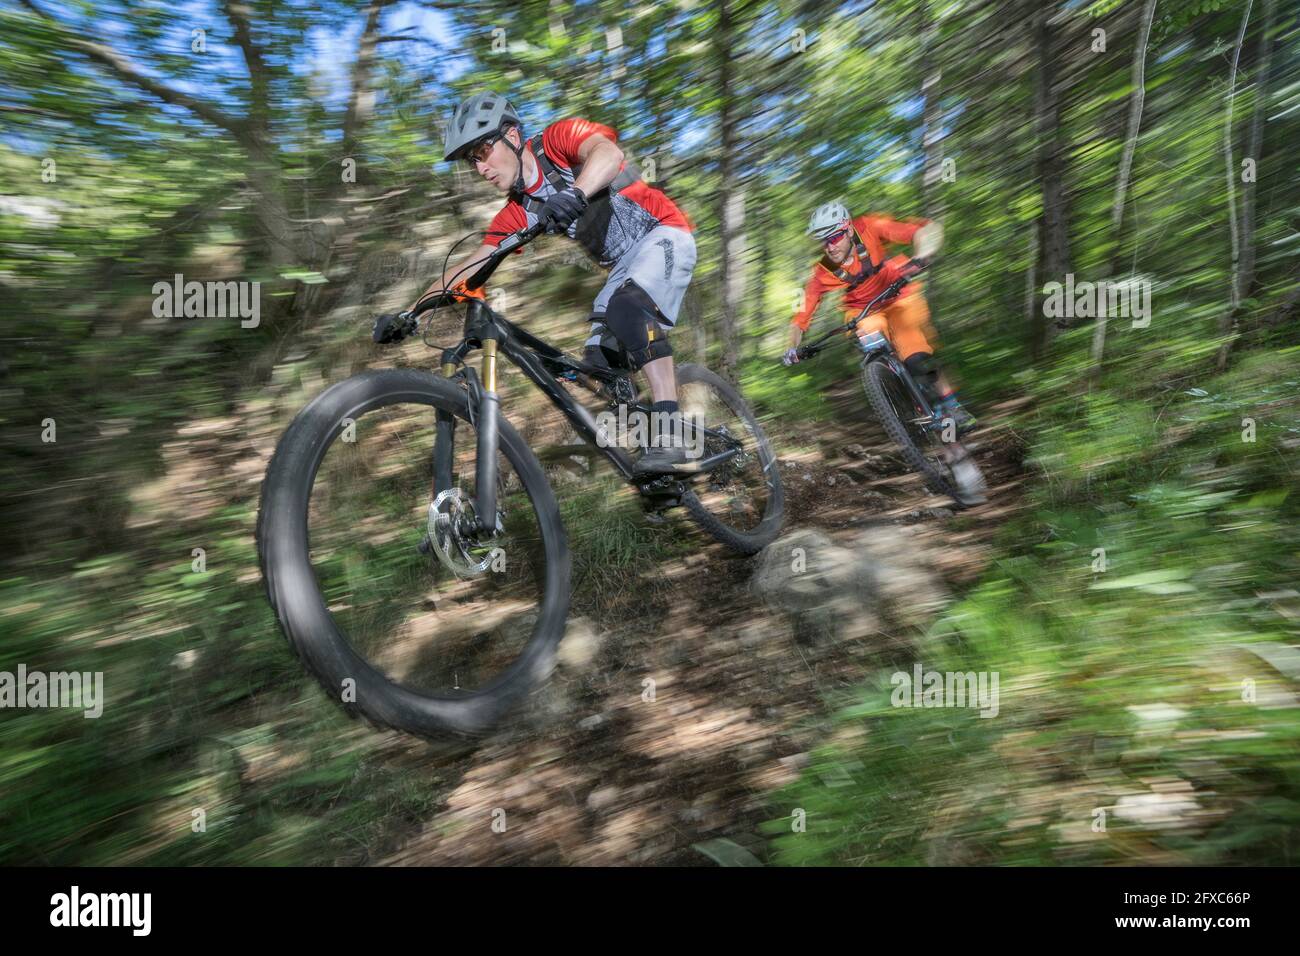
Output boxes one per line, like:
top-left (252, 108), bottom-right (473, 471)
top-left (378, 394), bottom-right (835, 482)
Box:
top-left (1091, 0), bottom-right (1157, 376)
top-left (919, 0), bottom-right (946, 315)
top-left (1030, 3), bottom-right (1073, 360)
top-left (1238, 0), bottom-right (1275, 303)
top-left (714, 0), bottom-right (743, 380)
top-left (244, 135), bottom-right (306, 270)
top-left (1220, 0), bottom-right (1274, 368)
top-left (1025, 221), bottom-right (1039, 353)
top-left (750, 202), bottom-right (770, 362)
top-left (1211, 0), bottom-right (1253, 374)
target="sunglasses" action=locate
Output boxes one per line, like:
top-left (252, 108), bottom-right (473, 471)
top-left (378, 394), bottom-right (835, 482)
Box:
top-left (821, 228), bottom-right (850, 247)
top-left (463, 135), bottom-right (501, 168)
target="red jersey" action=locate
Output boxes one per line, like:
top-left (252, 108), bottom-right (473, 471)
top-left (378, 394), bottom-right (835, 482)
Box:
top-left (484, 117), bottom-right (691, 267)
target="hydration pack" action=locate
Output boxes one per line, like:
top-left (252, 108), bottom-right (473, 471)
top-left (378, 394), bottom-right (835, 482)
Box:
top-left (517, 131), bottom-right (642, 263)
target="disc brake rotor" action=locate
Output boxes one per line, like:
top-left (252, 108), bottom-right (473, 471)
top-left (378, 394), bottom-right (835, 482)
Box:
top-left (427, 488), bottom-right (494, 578)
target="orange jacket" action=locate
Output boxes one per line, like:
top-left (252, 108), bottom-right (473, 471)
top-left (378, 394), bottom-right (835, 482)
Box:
top-left (791, 213), bottom-right (928, 331)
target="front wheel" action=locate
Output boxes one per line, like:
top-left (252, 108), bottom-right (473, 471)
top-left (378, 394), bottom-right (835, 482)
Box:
top-left (673, 363), bottom-right (784, 555)
top-left (860, 358), bottom-right (966, 506)
top-left (256, 368), bottom-right (570, 740)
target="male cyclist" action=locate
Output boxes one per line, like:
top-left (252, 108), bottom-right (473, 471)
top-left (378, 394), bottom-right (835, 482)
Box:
top-left (411, 91), bottom-right (696, 475)
top-left (784, 200), bottom-right (985, 501)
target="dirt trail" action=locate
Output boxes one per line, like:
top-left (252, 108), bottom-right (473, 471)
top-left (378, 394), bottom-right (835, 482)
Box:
top-left (372, 371), bottom-right (1028, 866)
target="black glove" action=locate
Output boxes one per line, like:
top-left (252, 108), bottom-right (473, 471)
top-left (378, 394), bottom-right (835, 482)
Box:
top-left (538, 186), bottom-right (588, 234)
top-left (372, 311), bottom-right (416, 344)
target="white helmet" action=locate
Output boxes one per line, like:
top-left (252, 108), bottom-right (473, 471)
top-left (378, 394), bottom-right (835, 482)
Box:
top-left (444, 90), bottom-right (522, 161)
top-left (807, 201), bottom-right (851, 240)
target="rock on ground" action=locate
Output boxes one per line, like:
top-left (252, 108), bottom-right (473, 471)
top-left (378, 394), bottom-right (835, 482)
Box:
top-left (750, 525), bottom-right (950, 647)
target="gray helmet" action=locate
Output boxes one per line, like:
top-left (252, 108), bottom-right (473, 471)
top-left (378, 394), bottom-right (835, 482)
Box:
top-left (443, 91), bottom-right (522, 161)
top-left (807, 200), bottom-right (851, 240)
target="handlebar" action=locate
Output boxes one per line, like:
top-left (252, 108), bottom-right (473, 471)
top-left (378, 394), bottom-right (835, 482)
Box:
top-left (793, 259), bottom-right (930, 362)
top-left (409, 222), bottom-right (547, 317)
top-left (466, 221), bottom-right (546, 291)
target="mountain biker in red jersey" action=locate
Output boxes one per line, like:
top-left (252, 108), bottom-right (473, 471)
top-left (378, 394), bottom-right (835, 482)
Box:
top-left (414, 91), bottom-right (697, 475)
top-left (783, 200), bottom-right (975, 433)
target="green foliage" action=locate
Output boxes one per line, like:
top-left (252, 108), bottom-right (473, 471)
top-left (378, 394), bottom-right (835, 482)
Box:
top-left (769, 348), bottom-right (1300, 866)
top-left (557, 475), bottom-right (693, 611)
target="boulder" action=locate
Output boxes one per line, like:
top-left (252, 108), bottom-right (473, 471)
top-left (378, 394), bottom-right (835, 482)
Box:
top-left (847, 526), bottom-right (950, 628)
top-left (749, 529), bottom-right (883, 646)
top-left (750, 526), bottom-right (950, 646)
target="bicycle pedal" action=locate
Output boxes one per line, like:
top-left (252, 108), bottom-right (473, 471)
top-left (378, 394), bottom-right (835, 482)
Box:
top-left (637, 475), bottom-right (683, 505)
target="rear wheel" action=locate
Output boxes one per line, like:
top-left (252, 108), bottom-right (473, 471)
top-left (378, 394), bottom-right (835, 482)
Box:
top-left (860, 358), bottom-right (965, 505)
top-left (257, 368), bottom-right (570, 740)
top-left (672, 363), bottom-right (784, 555)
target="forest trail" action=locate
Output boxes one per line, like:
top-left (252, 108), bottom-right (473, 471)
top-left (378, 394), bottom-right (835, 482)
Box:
top-left (111, 230), bottom-right (1032, 865)
top-left (372, 363), bottom-right (1030, 866)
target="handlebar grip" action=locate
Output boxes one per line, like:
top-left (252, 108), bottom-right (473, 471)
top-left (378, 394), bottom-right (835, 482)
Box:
top-left (494, 232), bottom-right (525, 255)
top-left (372, 311), bottom-right (418, 345)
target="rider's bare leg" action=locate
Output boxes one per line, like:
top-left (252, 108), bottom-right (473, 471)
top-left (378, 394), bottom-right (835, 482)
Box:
top-left (641, 355), bottom-right (677, 404)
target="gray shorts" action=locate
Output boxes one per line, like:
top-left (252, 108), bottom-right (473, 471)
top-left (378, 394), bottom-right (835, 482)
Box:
top-left (584, 224), bottom-right (696, 348)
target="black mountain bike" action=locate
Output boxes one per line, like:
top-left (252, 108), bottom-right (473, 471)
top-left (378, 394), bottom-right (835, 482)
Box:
top-left (793, 261), bottom-right (985, 507)
top-left (257, 222), bottom-right (783, 739)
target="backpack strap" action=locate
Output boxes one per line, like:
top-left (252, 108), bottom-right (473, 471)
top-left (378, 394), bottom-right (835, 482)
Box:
top-left (518, 133), bottom-right (641, 214)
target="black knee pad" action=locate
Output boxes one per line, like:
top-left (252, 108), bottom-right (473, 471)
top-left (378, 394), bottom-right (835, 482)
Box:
top-left (582, 332), bottom-right (623, 371)
top-left (904, 352), bottom-right (938, 378)
top-left (905, 352), bottom-right (941, 384)
top-left (904, 352), bottom-right (941, 401)
top-left (603, 280), bottom-right (674, 371)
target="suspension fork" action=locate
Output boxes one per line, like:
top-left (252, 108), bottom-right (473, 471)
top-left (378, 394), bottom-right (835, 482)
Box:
top-left (473, 333), bottom-right (501, 534)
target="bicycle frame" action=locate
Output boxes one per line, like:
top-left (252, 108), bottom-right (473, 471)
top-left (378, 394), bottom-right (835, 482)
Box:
top-left (432, 297), bottom-right (742, 533)
top-left (409, 222), bottom-right (748, 533)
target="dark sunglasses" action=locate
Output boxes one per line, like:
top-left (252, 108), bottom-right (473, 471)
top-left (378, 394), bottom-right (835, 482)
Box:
top-left (821, 228), bottom-right (849, 247)
top-left (463, 135), bottom-right (501, 168)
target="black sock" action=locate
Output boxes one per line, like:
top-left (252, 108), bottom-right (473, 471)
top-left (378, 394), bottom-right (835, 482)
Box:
top-left (650, 401), bottom-right (680, 448)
